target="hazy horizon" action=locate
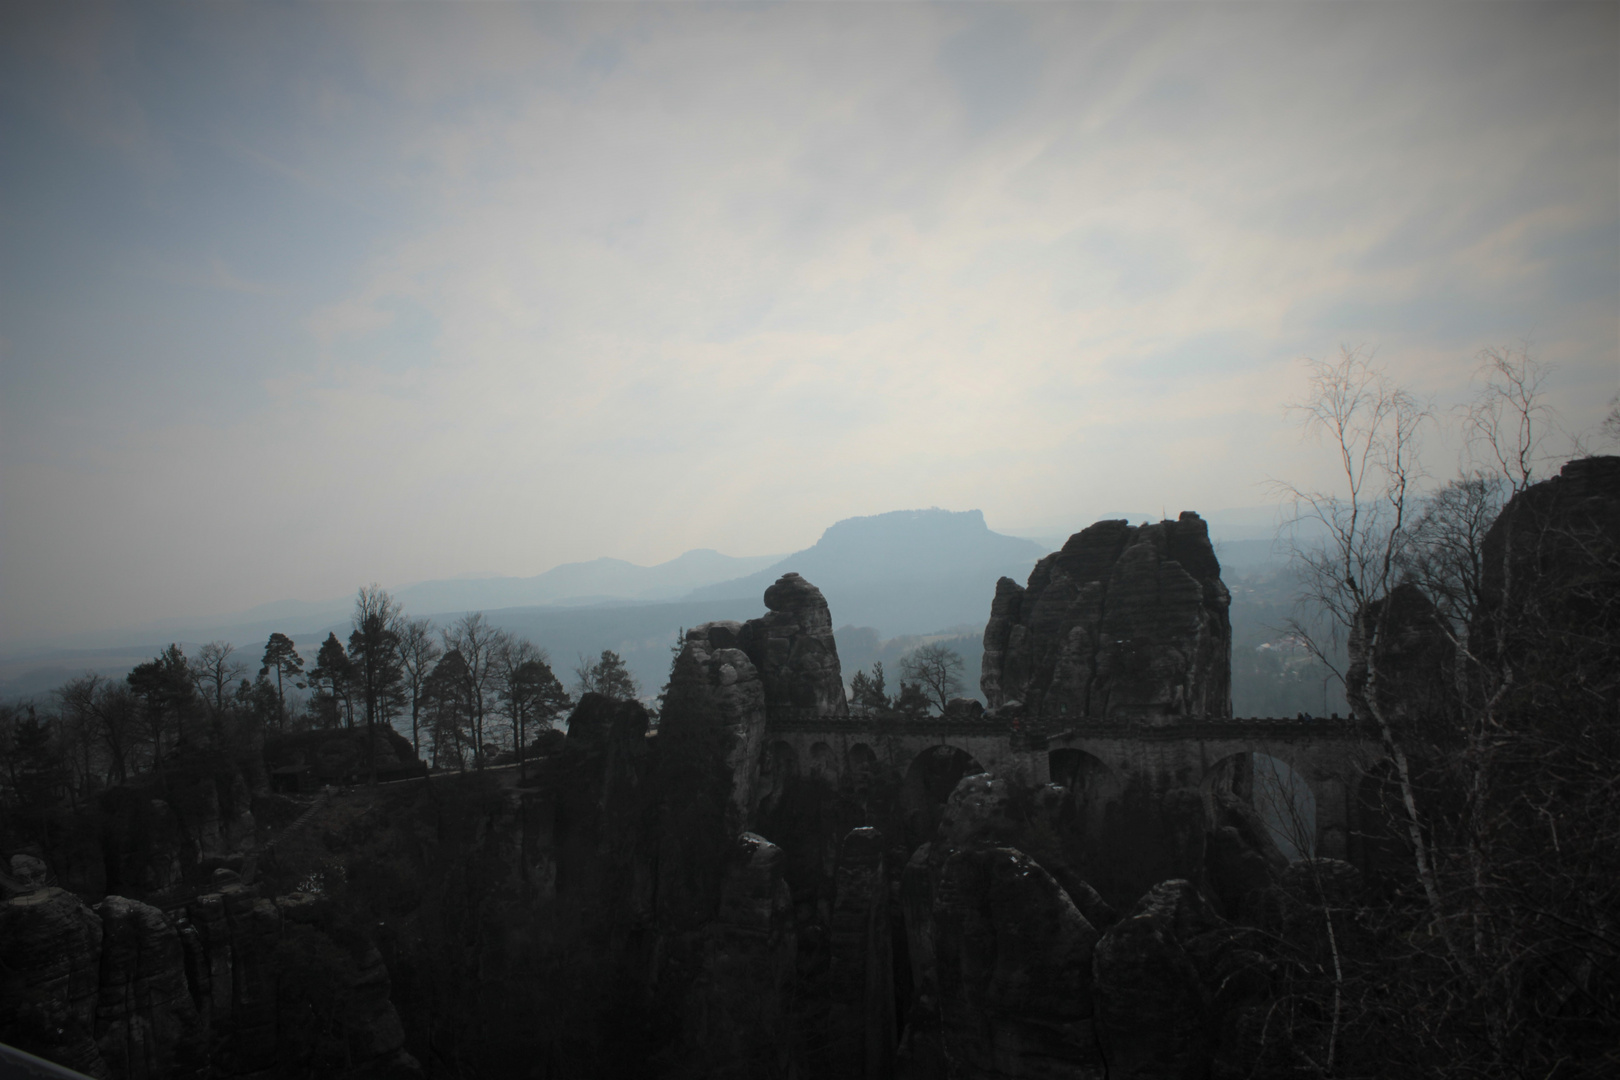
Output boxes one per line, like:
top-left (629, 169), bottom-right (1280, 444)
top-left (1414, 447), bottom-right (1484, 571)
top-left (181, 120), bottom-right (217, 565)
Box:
top-left (4, 2), bottom-right (1616, 643)
top-left (2, 500), bottom-right (1298, 650)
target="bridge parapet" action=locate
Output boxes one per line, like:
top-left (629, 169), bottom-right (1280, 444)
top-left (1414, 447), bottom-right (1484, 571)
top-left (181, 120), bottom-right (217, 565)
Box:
top-left (765, 713), bottom-right (1011, 740)
top-left (1043, 718), bottom-right (1377, 743)
top-left (767, 714), bottom-right (1374, 744)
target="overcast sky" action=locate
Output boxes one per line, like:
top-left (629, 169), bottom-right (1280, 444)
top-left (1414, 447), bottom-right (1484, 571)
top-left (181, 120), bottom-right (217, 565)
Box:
top-left (2, 1), bottom-right (1616, 643)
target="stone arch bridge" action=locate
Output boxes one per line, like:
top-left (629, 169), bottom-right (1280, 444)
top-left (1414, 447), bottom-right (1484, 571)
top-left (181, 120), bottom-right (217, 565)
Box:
top-left (761, 714), bottom-right (1379, 861)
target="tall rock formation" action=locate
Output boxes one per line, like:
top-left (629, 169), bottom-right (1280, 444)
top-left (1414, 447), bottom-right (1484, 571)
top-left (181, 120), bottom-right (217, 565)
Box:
top-left (682, 572), bottom-right (848, 828)
top-left (738, 573), bottom-right (848, 722)
top-left (1473, 455), bottom-right (1620, 677)
top-left (981, 513), bottom-right (1231, 723)
top-left (826, 827), bottom-right (893, 1080)
top-left (1345, 580), bottom-right (1457, 734)
top-left (677, 622), bottom-right (769, 834)
top-left (896, 774), bottom-right (1106, 1078)
top-left (0, 886), bottom-right (107, 1077)
top-left (1091, 879), bottom-right (1273, 1080)
top-left (0, 868), bottom-right (419, 1080)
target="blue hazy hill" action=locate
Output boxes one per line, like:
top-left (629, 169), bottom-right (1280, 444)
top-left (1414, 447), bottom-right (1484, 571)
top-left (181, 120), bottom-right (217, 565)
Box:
top-left (687, 508), bottom-right (1045, 637)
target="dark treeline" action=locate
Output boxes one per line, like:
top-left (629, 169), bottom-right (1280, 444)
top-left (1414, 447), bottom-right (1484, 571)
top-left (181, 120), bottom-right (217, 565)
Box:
top-left (0, 587), bottom-right (653, 809)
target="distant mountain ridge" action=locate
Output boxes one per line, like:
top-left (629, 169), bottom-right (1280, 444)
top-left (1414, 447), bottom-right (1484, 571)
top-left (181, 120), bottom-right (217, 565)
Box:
top-left (14, 549), bottom-right (786, 656)
top-left (392, 548), bottom-right (783, 613)
top-left (2, 506), bottom-right (1308, 707)
top-left (689, 508), bottom-right (1046, 636)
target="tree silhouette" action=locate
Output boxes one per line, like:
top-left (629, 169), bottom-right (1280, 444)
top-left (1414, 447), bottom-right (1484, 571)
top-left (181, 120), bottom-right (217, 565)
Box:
top-left (127, 644), bottom-right (197, 758)
top-left (848, 661), bottom-right (889, 715)
top-left (900, 643), bottom-right (965, 713)
top-left (259, 632), bottom-right (305, 732)
top-left (573, 649), bottom-right (639, 701)
top-left (348, 586), bottom-right (404, 782)
top-left (308, 633), bottom-right (354, 729)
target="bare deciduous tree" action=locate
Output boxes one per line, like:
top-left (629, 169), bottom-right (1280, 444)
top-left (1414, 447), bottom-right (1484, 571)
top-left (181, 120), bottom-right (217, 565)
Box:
top-left (900, 643), bottom-right (966, 714)
top-left (1274, 344), bottom-right (1620, 1073)
top-left (396, 617), bottom-right (441, 758)
top-left (349, 585), bottom-right (404, 783)
top-left (444, 613), bottom-right (509, 769)
top-left (496, 637), bottom-right (569, 778)
top-left (58, 674), bottom-right (142, 786)
top-left (191, 641), bottom-right (246, 730)
top-left (1271, 347), bottom-right (1465, 971)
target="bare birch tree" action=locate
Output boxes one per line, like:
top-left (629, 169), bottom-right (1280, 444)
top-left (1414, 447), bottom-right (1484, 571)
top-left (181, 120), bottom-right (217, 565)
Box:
top-left (1271, 347), bottom-right (1470, 973)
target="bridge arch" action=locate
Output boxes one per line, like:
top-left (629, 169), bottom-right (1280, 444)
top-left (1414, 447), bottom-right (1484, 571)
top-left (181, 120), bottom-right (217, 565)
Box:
top-left (905, 744), bottom-right (984, 803)
top-left (807, 741), bottom-right (836, 783)
top-left (766, 739), bottom-right (799, 777)
top-left (899, 744), bottom-right (985, 849)
top-left (753, 739), bottom-right (800, 815)
top-left (844, 742), bottom-right (878, 786)
top-left (1204, 751), bottom-right (1317, 861)
top-left (1048, 747), bottom-right (1124, 838)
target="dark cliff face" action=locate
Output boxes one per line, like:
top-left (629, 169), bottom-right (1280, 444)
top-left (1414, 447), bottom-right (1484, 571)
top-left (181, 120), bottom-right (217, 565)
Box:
top-left (737, 572), bottom-right (849, 721)
top-left (981, 513), bottom-right (1232, 722)
top-left (682, 573), bottom-right (847, 832)
top-left (1345, 580), bottom-right (1457, 735)
top-left (1473, 455), bottom-right (1620, 681)
top-left (0, 875), bottom-right (419, 1080)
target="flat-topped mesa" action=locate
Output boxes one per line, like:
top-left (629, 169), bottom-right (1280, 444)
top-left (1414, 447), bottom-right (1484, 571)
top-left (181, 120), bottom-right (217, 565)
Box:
top-left (981, 512), bottom-right (1231, 725)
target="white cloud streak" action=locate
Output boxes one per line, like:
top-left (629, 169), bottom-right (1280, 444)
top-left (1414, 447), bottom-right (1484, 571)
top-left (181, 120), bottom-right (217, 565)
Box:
top-left (1, 2), bottom-right (1615, 641)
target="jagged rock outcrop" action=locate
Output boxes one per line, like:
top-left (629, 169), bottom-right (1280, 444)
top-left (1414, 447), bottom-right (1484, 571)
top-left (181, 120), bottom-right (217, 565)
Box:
top-left (684, 573), bottom-right (847, 830)
top-left (0, 862), bottom-right (419, 1080)
top-left (982, 514), bottom-right (1231, 723)
top-left (737, 573), bottom-right (848, 721)
top-left (1346, 580), bottom-right (1457, 733)
top-left (181, 881), bottom-right (282, 1074)
top-left (0, 886), bottom-right (107, 1077)
top-left (552, 692), bottom-right (656, 916)
top-left (1473, 455), bottom-right (1620, 682)
top-left (95, 896), bottom-right (202, 1080)
top-left (898, 774), bottom-right (1107, 1079)
top-left (1204, 789), bottom-right (1289, 921)
top-left (826, 827), bottom-right (893, 1080)
top-left (678, 622), bottom-right (770, 832)
top-left (933, 847), bottom-right (1102, 1077)
top-left (682, 832), bottom-right (798, 1079)
top-left (1091, 880), bottom-right (1273, 1080)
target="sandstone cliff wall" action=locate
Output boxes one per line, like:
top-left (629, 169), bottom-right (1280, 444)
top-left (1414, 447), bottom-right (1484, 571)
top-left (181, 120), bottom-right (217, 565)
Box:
top-left (682, 572), bottom-right (849, 831)
top-left (982, 513), bottom-right (1231, 723)
top-left (0, 866), bottom-right (418, 1080)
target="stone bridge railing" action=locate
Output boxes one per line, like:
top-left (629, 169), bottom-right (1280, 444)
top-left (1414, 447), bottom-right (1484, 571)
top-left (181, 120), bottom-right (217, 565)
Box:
top-left (1043, 718), bottom-right (1376, 742)
top-left (765, 713), bottom-right (1376, 747)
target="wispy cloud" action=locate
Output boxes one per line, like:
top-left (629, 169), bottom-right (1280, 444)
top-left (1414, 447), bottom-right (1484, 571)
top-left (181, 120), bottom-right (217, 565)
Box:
top-left (1, 2), bottom-right (1614, 641)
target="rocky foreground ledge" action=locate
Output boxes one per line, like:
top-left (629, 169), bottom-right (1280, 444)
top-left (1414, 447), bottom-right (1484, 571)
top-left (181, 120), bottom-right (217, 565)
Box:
top-left (1, 856), bottom-right (418, 1080)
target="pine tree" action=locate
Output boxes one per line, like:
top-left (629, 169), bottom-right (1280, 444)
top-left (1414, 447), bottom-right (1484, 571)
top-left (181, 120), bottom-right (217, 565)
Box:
top-left (308, 633), bottom-right (354, 729)
top-left (259, 632), bottom-right (305, 731)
